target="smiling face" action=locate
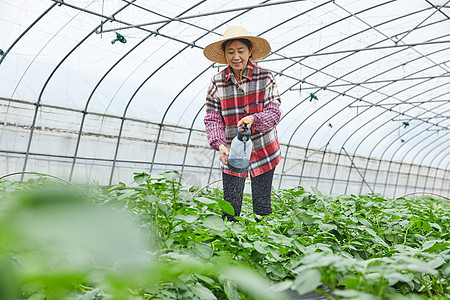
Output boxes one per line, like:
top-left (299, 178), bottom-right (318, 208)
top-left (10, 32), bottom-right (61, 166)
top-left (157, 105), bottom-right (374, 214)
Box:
top-left (223, 40), bottom-right (252, 77)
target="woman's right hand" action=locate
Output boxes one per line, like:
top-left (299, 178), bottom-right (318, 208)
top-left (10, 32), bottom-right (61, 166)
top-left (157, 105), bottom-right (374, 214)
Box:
top-left (218, 144), bottom-right (229, 165)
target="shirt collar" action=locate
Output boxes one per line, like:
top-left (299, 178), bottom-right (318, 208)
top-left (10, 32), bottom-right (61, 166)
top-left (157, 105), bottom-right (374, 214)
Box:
top-left (224, 61), bottom-right (254, 82)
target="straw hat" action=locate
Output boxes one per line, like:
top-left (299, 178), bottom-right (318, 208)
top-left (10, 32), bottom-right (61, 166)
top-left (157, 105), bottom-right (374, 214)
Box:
top-left (203, 25), bottom-right (271, 65)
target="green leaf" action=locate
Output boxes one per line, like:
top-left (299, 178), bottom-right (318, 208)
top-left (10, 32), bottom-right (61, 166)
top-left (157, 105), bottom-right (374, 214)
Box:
top-left (79, 288), bottom-right (101, 300)
top-left (223, 279), bottom-right (240, 300)
top-left (358, 218), bottom-right (373, 228)
top-left (190, 283), bottom-right (217, 300)
top-left (163, 171), bottom-right (180, 182)
top-left (157, 202), bottom-right (168, 215)
top-left (266, 263), bottom-right (285, 278)
top-left (254, 241), bottom-right (270, 254)
top-left (196, 197), bottom-right (217, 205)
top-left (428, 256), bottom-right (446, 269)
top-left (406, 261), bottom-right (438, 275)
top-left (334, 289), bottom-right (379, 300)
top-left (430, 222), bottom-right (442, 231)
top-left (269, 280), bottom-right (292, 292)
top-left (180, 192), bottom-right (194, 201)
top-left (299, 213), bottom-right (314, 225)
top-left (292, 268), bottom-right (321, 295)
top-left (218, 200), bottom-right (235, 215)
top-left (442, 263), bottom-right (450, 278)
top-left (384, 272), bottom-right (414, 286)
top-left (144, 194), bottom-right (160, 203)
top-left (223, 266), bottom-right (281, 300)
top-left (195, 243), bottom-right (214, 259)
top-left (202, 215), bottom-right (226, 231)
top-left (133, 172), bottom-right (147, 184)
top-left (319, 223), bottom-right (337, 232)
top-left (175, 214), bottom-right (198, 224)
top-left (311, 186), bottom-right (323, 197)
top-left (117, 189), bottom-right (138, 200)
top-left (196, 274), bottom-right (215, 285)
top-left (421, 240), bottom-right (436, 251)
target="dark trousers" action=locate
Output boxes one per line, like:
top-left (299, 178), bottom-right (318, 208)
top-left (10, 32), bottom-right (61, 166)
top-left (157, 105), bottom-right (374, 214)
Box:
top-left (222, 168), bottom-right (275, 221)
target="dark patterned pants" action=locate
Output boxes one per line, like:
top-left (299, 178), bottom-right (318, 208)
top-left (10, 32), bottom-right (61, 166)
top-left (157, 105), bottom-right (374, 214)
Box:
top-left (222, 168), bottom-right (275, 221)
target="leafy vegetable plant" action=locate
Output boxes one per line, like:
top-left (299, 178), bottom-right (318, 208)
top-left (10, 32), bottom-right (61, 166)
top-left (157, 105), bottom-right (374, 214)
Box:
top-left (0, 172), bottom-right (448, 299)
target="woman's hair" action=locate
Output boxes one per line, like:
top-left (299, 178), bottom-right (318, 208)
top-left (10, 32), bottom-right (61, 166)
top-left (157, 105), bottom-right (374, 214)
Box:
top-left (221, 38), bottom-right (252, 52)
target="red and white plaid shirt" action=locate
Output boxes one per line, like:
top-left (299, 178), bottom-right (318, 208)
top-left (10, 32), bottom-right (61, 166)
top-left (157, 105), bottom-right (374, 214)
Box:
top-left (204, 61), bottom-right (281, 178)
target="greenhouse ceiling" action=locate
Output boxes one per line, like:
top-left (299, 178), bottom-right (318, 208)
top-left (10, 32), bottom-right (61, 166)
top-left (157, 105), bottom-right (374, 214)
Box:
top-left (0, 0), bottom-right (449, 191)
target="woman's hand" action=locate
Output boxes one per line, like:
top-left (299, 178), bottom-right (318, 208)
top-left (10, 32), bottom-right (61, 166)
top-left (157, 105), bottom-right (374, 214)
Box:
top-left (218, 144), bottom-right (229, 165)
top-left (237, 115), bottom-right (254, 128)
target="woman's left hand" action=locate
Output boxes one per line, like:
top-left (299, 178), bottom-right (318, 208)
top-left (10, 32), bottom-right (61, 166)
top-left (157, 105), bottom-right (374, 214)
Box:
top-left (237, 115), bottom-right (254, 128)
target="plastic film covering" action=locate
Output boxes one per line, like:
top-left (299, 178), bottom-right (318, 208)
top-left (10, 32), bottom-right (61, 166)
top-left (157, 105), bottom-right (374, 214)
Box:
top-left (0, 0), bottom-right (448, 197)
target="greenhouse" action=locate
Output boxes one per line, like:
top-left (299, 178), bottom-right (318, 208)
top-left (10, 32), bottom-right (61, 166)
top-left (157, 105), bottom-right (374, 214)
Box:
top-left (0, 0), bottom-right (449, 299)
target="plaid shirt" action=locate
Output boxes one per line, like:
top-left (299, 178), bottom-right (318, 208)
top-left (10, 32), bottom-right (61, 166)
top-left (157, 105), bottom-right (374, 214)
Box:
top-left (204, 61), bottom-right (281, 177)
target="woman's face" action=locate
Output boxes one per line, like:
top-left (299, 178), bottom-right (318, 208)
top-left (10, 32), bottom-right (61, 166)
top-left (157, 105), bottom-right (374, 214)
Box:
top-left (224, 40), bottom-right (252, 74)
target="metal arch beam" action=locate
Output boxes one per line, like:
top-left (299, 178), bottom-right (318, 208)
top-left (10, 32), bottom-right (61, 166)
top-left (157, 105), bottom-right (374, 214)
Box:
top-left (350, 83), bottom-right (450, 194)
top-left (259, 0), bottom-right (404, 89)
top-left (69, 32), bottom-right (155, 181)
top-left (336, 73), bottom-right (450, 195)
top-left (101, 0), bottom-right (308, 33)
top-left (393, 134), bottom-right (450, 195)
top-left (271, 0), bottom-right (397, 58)
top-left (149, 67), bottom-right (211, 175)
top-left (403, 131), bottom-right (450, 193)
top-left (273, 19), bottom-right (450, 116)
top-left (387, 112), bottom-right (450, 196)
top-left (438, 157), bottom-right (450, 193)
top-left (21, 2), bottom-right (134, 179)
top-left (119, 0), bottom-right (210, 34)
top-left (286, 27), bottom-right (450, 183)
top-left (274, 16), bottom-right (450, 125)
top-left (264, 39), bottom-right (450, 62)
top-left (0, 3), bottom-right (58, 65)
top-left (360, 84), bottom-right (450, 194)
top-left (272, 13), bottom-right (449, 161)
top-left (109, 47), bottom-right (188, 184)
top-left (294, 74), bottom-right (450, 91)
top-left (285, 39), bottom-right (450, 189)
top-left (69, 0), bottom-right (207, 181)
top-left (412, 134), bottom-right (450, 193)
top-left (394, 0), bottom-right (450, 44)
top-left (272, 12), bottom-right (448, 186)
top-left (271, 5), bottom-right (443, 186)
top-left (360, 93), bottom-right (450, 196)
top-left (307, 57), bottom-right (449, 191)
top-left (50, 0), bottom-right (202, 49)
top-left (431, 152), bottom-right (450, 193)
top-left (382, 109), bottom-right (450, 195)
top-left (347, 88), bottom-right (450, 195)
top-left (422, 138), bottom-right (450, 191)
top-left (179, 103), bottom-right (206, 181)
top-left (189, 2), bottom-right (450, 188)
top-left (381, 108), bottom-right (450, 195)
top-left (426, 0), bottom-right (450, 19)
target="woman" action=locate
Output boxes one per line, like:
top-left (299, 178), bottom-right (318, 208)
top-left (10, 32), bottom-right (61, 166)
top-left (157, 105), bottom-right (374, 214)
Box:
top-left (203, 25), bottom-right (281, 222)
